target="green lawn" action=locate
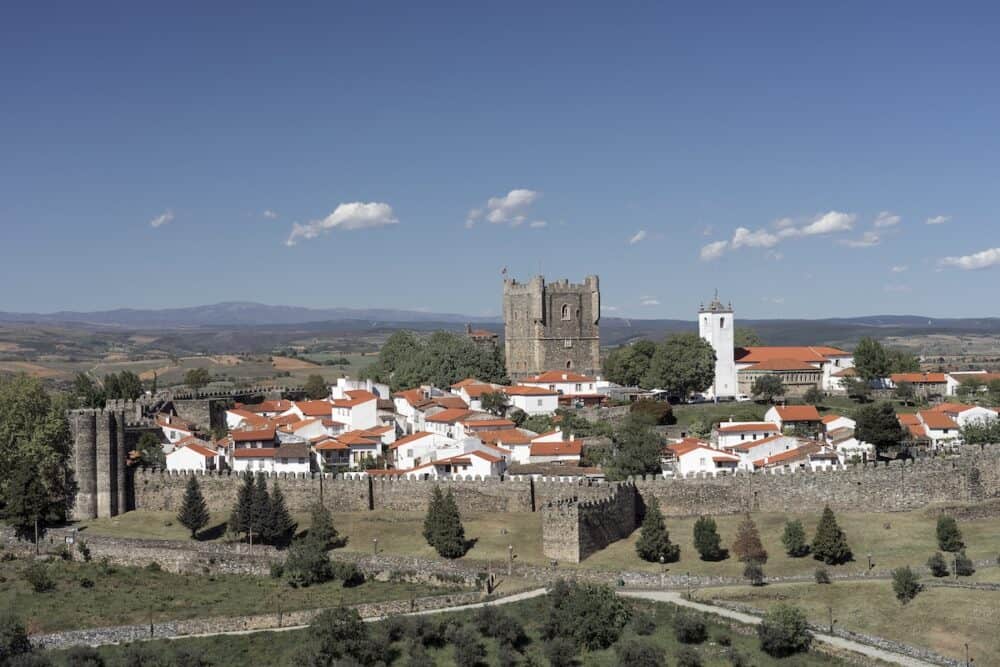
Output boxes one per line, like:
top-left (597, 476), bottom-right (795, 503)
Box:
top-left (702, 579), bottom-right (1000, 663)
top-left (0, 558), bottom-right (449, 633)
top-left (48, 595), bottom-right (850, 666)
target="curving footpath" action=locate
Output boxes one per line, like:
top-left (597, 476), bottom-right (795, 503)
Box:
top-left (621, 591), bottom-right (939, 667)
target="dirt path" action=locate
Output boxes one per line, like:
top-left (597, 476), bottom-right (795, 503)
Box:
top-left (621, 591), bottom-right (940, 667)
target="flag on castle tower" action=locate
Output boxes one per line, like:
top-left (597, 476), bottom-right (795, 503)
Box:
top-left (501, 266), bottom-right (508, 276)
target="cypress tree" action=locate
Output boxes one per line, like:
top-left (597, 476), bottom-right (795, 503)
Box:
top-left (250, 474), bottom-right (272, 541)
top-left (434, 489), bottom-right (467, 558)
top-left (265, 483), bottom-right (296, 546)
top-left (177, 475), bottom-right (210, 539)
top-left (636, 498), bottom-right (679, 563)
top-left (228, 473), bottom-right (255, 539)
top-left (309, 502), bottom-right (339, 550)
top-left (781, 519), bottom-right (809, 557)
top-left (812, 506), bottom-right (852, 565)
top-left (693, 515), bottom-right (723, 561)
top-left (422, 485), bottom-right (445, 547)
top-left (732, 514), bottom-right (768, 564)
top-left (936, 515), bottom-right (964, 552)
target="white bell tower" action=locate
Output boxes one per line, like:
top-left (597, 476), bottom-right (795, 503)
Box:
top-left (698, 291), bottom-right (737, 399)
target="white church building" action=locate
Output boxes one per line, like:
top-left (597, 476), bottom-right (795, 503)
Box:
top-left (698, 294), bottom-right (738, 399)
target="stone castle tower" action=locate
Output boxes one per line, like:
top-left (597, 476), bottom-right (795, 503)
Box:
top-left (68, 406), bottom-right (130, 520)
top-left (698, 292), bottom-right (737, 399)
top-left (503, 275), bottom-right (601, 380)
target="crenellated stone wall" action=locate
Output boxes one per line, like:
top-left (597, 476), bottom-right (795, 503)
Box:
top-left (542, 483), bottom-right (638, 563)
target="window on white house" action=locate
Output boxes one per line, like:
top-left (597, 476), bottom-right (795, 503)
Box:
top-left (537, 399), bottom-right (542, 406)
top-left (575, 383), bottom-right (582, 391)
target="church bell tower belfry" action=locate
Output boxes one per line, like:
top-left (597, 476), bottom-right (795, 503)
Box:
top-left (698, 291), bottom-right (737, 399)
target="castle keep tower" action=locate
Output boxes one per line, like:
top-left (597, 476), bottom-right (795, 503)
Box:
top-left (698, 292), bottom-right (737, 399)
top-left (69, 407), bottom-right (129, 519)
top-left (503, 275), bottom-right (601, 380)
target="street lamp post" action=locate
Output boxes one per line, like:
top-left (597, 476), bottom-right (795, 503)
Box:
top-left (827, 605), bottom-right (837, 634)
top-left (507, 544), bottom-right (514, 576)
top-left (867, 552), bottom-right (873, 572)
top-left (373, 537), bottom-right (378, 555)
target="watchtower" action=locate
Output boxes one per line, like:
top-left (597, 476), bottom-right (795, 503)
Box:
top-left (698, 291), bottom-right (737, 399)
top-left (503, 275), bottom-right (601, 380)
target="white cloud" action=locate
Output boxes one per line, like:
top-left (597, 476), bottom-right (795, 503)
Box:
top-left (926, 215), bottom-right (950, 225)
top-left (766, 250), bottom-right (784, 261)
top-left (285, 202), bottom-right (398, 246)
top-left (772, 217), bottom-right (796, 229)
top-left (732, 226), bottom-right (780, 248)
top-left (799, 211), bottom-right (856, 236)
top-left (529, 220), bottom-right (547, 228)
top-left (263, 209), bottom-right (278, 219)
top-left (891, 265), bottom-right (908, 273)
top-left (629, 229), bottom-right (647, 245)
top-left (466, 189), bottom-right (541, 227)
top-left (939, 247), bottom-right (1000, 270)
top-left (601, 305), bottom-right (620, 312)
top-left (761, 296), bottom-right (785, 304)
top-left (884, 284), bottom-right (911, 293)
top-left (700, 240), bottom-right (729, 261)
top-left (839, 231), bottom-right (881, 248)
top-left (149, 210), bottom-right (174, 228)
top-left (639, 297), bottom-right (660, 306)
top-left (873, 211), bottom-right (901, 228)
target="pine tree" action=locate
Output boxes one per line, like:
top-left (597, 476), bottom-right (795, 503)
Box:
top-left (433, 489), bottom-right (467, 558)
top-left (309, 502), bottom-right (339, 550)
top-left (422, 486), bottom-right (445, 547)
top-left (177, 475), bottom-right (210, 539)
top-left (812, 506), bottom-right (852, 565)
top-left (936, 515), bottom-right (964, 552)
top-left (264, 483), bottom-right (296, 546)
top-left (228, 473), bottom-right (255, 539)
top-left (732, 514), bottom-right (768, 564)
top-left (636, 498), bottom-right (679, 563)
top-left (250, 474), bottom-right (272, 541)
top-left (781, 519), bottom-right (809, 557)
top-left (692, 515), bottom-right (723, 561)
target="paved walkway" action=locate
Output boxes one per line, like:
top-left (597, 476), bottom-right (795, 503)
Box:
top-left (621, 591), bottom-right (940, 667)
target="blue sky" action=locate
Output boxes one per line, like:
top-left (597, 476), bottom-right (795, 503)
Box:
top-left (2, 1), bottom-right (999, 319)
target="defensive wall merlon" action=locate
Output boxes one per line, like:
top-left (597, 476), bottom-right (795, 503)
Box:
top-left (129, 443), bottom-right (1000, 518)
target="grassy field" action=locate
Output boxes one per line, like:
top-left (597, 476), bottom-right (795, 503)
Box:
top-left (701, 579), bottom-right (1000, 663)
top-left (79, 505), bottom-right (1000, 580)
top-left (0, 558), bottom-right (450, 634)
top-left (48, 594), bottom-right (851, 666)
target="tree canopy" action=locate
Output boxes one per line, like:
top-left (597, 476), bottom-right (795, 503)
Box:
top-left (751, 375), bottom-right (784, 403)
top-left (855, 401), bottom-right (906, 453)
top-left (362, 330), bottom-right (507, 391)
top-left (184, 368), bottom-right (211, 392)
top-left (734, 327), bottom-right (762, 347)
top-left (604, 415), bottom-right (663, 480)
top-left (303, 374), bottom-right (329, 400)
top-left (603, 340), bottom-right (657, 387)
top-left (643, 333), bottom-right (716, 397)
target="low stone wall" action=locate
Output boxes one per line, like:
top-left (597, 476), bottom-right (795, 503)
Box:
top-left (31, 591), bottom-right (483, 651)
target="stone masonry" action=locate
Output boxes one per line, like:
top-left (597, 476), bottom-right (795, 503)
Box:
top-left (542, 483), bottom-right (638, 563)
top-left (503, 275), bottom-right (601, 380)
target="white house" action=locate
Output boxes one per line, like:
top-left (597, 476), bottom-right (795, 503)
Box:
top-left (930, 403), bottom-right (998, 428)
top-left (764, 405), bottom-right (823, 433)
top-left (714, 421), bottom-right (781, 450)
top-left (752, 441), bottom-right (840, 470)
top-left (225, 408), bottom-right (269, 431)
top-left (272, 443), bottom-right (311, 474)
top-left (452, 381), bottom-right (501, 411)
top-left (666, 438), bottom-right (740, 476)
top-left (233, 399), bottom-right (292, 418)
top-left (424, 408), bottom-right (477, 439)
top-left (518, 371), bottom-right (599, 398)
top-left (821, 414), bottom-right (856, 434)
top-left (826, 427), bottom-right (874, 462)
top-left (888, 373), bottom-right (959, 397)
top-left (502, 385), bottom-right (560, 416)
top-left (165, 442), bottom-right (219, 472)
top-left (156, 414), bottom-right (196, 446)
top-left (285, 399), bottom-right (334, 421)
top-left (916, 409), bottom-right (961, 449)
top-left (528, 439), bottom-right (582, 464)
top-left (332, 377), bottom-right (391, 401)
top-left (330, 390), bottom-right (379, 431)
top-left (278, 417), bottom-right (328, 442)
top-left (402, 450), bottom-right (505, 479)
top-left (388, 431), bottom-right (442, 470)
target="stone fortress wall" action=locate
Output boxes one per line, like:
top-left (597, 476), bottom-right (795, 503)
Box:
top-left (503, 275), bottom-right (601, 380)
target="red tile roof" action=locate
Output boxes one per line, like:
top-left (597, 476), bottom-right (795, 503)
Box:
top-left (332, 390), bottom-right (378, 407)
top-left (476, 429), bottom-right (534, 445)
top-left (530, 440), bottom-right (583, 457)
top-left (231, 427), bottom-right (276, 442)
top-left (772, 405), bottom-right (822, 422)
top-left (461, 384), bottom-right (500, 399)
top-left (747, 358), bottom-right (822, 371)
top-left (502, 385), bottom-right (560, 396)
top-left (907, 424), bottom-right (928, 439)
top-left (736, 346), bottom-right (849, 364)
top-left (393, 388), bottom-right (427, 407)
top-left (918, 410), bottom-right (959, 430)
top-left (425, 408), bottom-right (475, 423)
top-left (666, 438), bottom-right (712, 456)
top-left (295, 400), bottom-right (333, 417)
top-left (173, 443), bottom-right (216, 458)
top-left (233, 448), bottom-right (277, 458)
top-left (716, 422), bottom-right (779, 434)
top-left (462, 418), bottom-right (516, 430)
top-left (753, 442), bottom-right (823, 468)
top-left (897, 413), bottom-right (921, 426)
top-left (389, 431), bottom-right (434, 449)
top-left (432, 396), bottom-right (469, 410)
top-left (521, 371), bottom-right (596, 383)
top-left (892, 373), bottom-right (948, 384)
top-left (314, 439), bottom-right (349, 451)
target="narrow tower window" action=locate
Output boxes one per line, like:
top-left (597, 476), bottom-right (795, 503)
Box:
top-left (720, 317), bottom-right (726, 328)
top-left (561, 304), bottom-right (571, 320)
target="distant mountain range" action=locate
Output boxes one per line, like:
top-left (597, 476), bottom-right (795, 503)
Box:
top-left (1, 302), bottom-right (998, 348)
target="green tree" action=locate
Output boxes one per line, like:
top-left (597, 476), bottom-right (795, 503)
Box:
top-left (603, 340), bottom-right (656, 387)
top-left (927, 552), bottom-right (949, 577)
top-left (812, 506), bottom-right (852, 565)
top-left (988, 378), bottom-right (1000, 405)
top-left (265, 483), bottom-right (296, 546)
top-left (250, 474), bottom-right (271, 541)
top-left (743, 560), bottom-right (765, 586)
top-left (734, 327), bottom-right (762, 348)
top-left (891, 566), bottom-right (921, 604)
top-left (957, 377), bottom-right (983, 399)
top-left (364, 330), bottom-right (507, 391)
top-left (4, 456), bottom-right (60, 545)
top-left (308, 502), bottom-right (339, 550)
top-left (936, 515), bottom-right (963, 552)
top-left (855, 401), bottom-right (906, 454)
top-left (71, 373), bottom-right (105, 408)
top-left (541, 580), bottom-right (630, 650)
top-left (843, 377), bottom-right (871, 402)
top-left (751, 375), bottom-right (784, 403)
top-left (103, 371), bottom-right (143, 400)
top-left (781, 519), bottom-right (809, 557)
top-left (480, 391), bottom-right (509, 417)
top-left (894, 381), bottom-right (916, 406)
top-left (422, 486), bottom-right (445, 546)
top-left (672, 612), bottom-right (707, 644)
top-left (177, 476), bottom-right (210, 539)
top-left (635, 498), bottom-right (679, 563)
top-left (643, 333), bottom-right (716, 399)
top-left (133, 432), bottom-right (165, 468)
top-left (853, 337), bottom-right (891, 382)
top-left (693, 516), bottom-right (724, 561)
top-left (954, 550), bottom-right (975, 576)
top-left (887, 349), bottom-right (920, 374)
top-left (802, 386), bottom-right (823, 405)
top-left (228, 474), bottom-right (255, 540)
top-left (614, 639), bottom-right (665, 666)
top-left (0, 612), bottom-right (33, 664)
top-left (732, 514), bottom-right (767, 564)
top-left (605, 415), bottom-right (663, 480)
top-left (301, 607), bottom-right (384, 665)
top-left (628, 400), bottom-right (674, 425)
top-left (433, 489), bottom-right (466, 558)
top-left (283, 534), bottom-right (334, 587)
top-left (303, 374), bottom-right (328, 400)
top-left (960, 417), bottom-right (1000, 446)
top-left (757, 605), bottom-right (812, 657)
top-left (184, 368), bottom-right (211, 392)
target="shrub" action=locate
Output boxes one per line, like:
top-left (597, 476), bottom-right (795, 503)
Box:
top-left (615, 639), bottom-right (665, 667)
top-left (636, 498), bottom-right (680, 563)
top-left (936, 515), bottom-right (964, 552)
top-left (727, 650), bottom-right (750, 667)
top-left (732, 515), bottom-right (767, 564)
top-left (954, 551), bottom-right (975, 577)
top-left (927, 552), bottom-right (949, 578)
top-left (812, 506), bottom-right (852, 565)
top-left (23, 562), bottom-right (54, 593)
top-left (629, 400), bottom-right (674, 425)
top-left (891, 566), bottom-right (922, 604)
top-left (303, 607), bottom-right (385, 665)
top-left (675, 646), bottom-right (703, 667)
top-left (76, 541), bottom-right (91, 563)
top-left (0, 612), bottom-right (33, 663)
top-left (743, 561), bottom-right (765, 586)
top-left (474, 607), bottom-right (525, 649)
top-left (673, 612), bottom-right (707, 644)
top-left (269, 562), bottom-right (284, 579)
top-left (78, 577), bottom-right (95, 589)
top-left (97, 557), bottom-right (115, 576)
top-left (541, 580), bottom-right (629, 650)
top-left (781, 520), bottom-right (809, 557)
top-left (405, 642), bottom-right (435, 667)
top-left (544, 637), bottom-right (577, 667)
top-left (496, 641), bottom-right (520, 667)
top-left (54, 545), bottom-right (72, 561)
top-left (408, 616), bottom-right (445, 648)
top-left (714, 632), bottom-right (732, 646)
top-left (284, 535), bottom-right (334, 587)
top-left (383, 615), bottom-right (411, 643)
top-left (451, 626), bottom-right (486, 667)
top-left (330, 561), bottom-right (365, 587)
top-left (145, 561), bottom-right (162, 572)
top-left (757, 604), bottom-right (812, 657)
top-left (631, 609), bottom-right (657, 636)
top-left (814, 567), bottom-right (831, 584)
top-left (64, 646), bottom-right (105, 666)
top-left (693, 516), bottom-right (724, 561)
